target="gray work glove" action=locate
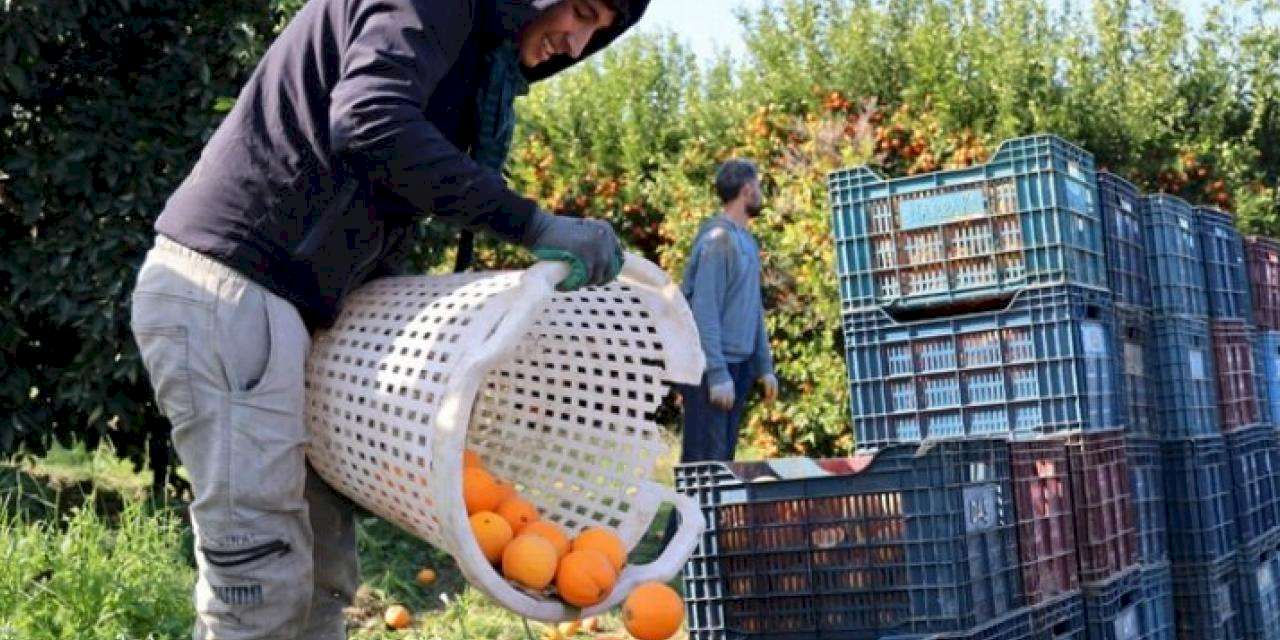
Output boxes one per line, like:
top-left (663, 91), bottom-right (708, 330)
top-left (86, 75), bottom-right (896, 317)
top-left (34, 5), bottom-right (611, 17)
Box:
top-left (523, 209), bottom-right (624, 291)
top-left (709, 379), bottom-right (735, 412)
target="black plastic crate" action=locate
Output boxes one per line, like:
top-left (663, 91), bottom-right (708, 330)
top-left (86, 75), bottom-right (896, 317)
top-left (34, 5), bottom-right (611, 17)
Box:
top-left (1010, 439), bottom-right (1080, 604)
top-left (1082, 567), bottom-right (1144, 639)
top-left (1170, 556), bottom-right (1244, 640)
top-left (1128, 437), bottom-right (1169, 565)
top-left (1161, 436), bottom-right (1238, 564)
top-left (844, 285), bottom-right (1120, 448)
top-left (1115, 305), bottom-right (1155, 436)
top-left (876, 593), bottom-right (1086, 640)
top-left (1212, 320), bottom-right (1268, 433)
top-left (1237, 529), bottom-right (1280, 640)
top-left (1144, 194), bottom-right (1209, 316)
top-left (676, 441), bottom-right (1021, 639)
top-left (1196, 206), bottom-right (1254, 322)
top-left (1064, 431), bottom-right (1140, 585)
top-left (1141, 562), bottom-right (1176, 640)
top-left (1098, 172), bottom-right (1151, 308)
top-left (1225, 424), bottom-right (1280, 543)
top-left (1150, 315), bottom-right (1221, 439)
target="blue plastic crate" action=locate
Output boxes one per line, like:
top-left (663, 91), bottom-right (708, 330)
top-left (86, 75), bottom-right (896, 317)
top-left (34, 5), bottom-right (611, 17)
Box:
top-left (1098, 173), bottom-right (1151, 308)
top-left (1170, 556), bottom-right (1244, 640)
top-left (828, 134), bottom-right (1105, 312)
top-left (1225, 424), bottom-right (1280, 543)
top-left (1259, 332), bottom-right (1280, 427)
top-left (1237, 529), bottom-right (1280, 640)
top-left (1150, 315), bottom-right (1221, 438)
top-left (1144, 194), bottom-right (1209, 316)
top-left (1083, 566), bottom-right (1168, 640)
top-left (1140, 562), bottom-right (1176, 640)
top-left (1197, 206), bottom-right (1254, 322)
top-left (676, 441), bottom-right (1021, 639)
top-left (1162, 436), bottom-right (1238, 564)
top-left (844, 285), bottom-right (1120, 448)
top-left (1128, 437), bottom-right (1168, 565)
top-left (1116, 305), bottom-right (1155, 436)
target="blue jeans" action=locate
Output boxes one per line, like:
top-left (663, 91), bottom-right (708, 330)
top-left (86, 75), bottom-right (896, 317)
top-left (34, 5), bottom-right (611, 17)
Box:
top-left (678, 360), bottom-right (756, 463)
top-left (662, 361), bottom-right (754, 546)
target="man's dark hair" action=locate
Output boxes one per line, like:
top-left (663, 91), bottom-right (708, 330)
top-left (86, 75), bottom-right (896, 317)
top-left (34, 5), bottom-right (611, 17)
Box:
top-left (714, 158), bottom-right (759, 204)
top-left (597, 0), bottom-right (631, 24)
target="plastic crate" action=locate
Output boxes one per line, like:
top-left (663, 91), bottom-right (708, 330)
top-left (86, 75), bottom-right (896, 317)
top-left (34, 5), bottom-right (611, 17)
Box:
top-left (675, 441), bottom-right (1021, 639)
top-left (1010, 439), bottom-right (1080, 603)
top-left (1259, 332), bottom-right (1280, 426)
top-left (1128, 437), bottom-right (1169, 565)
top-left (1141, 562), bottom-right (1176, 640)
top-left (1116, 305), bottom-right (1155, 436)
top-left (828, 135), bottom-right (1104, 312)
top-left (1150, 315), bottom-right (1221, 438)
top-left (1225, 424), bottom-right (1280, 543)
top-left (1144, 194), bottom-right (1209, 316)
top-left (1246, 237), bottom-right (1280, 332)
top-left (1065, 430), bottom-right (1140, 584)
top-left (1098, 173), bottom-right (1151, 308)
top-left (875, 593), bottom-right (1086, 640)
top-left (1161, 436), bottom-right (1238, 564)
top-left (1197, 206), bottom-right (1254, 322)
top-left (1170, 556), bottom-right (1244, 640)
top-left (1082, 567), bottom-right (1146, 640)
top-left (1237, 529), bottom-right (1280, 640)
top-left (844, 285), bottom-right (1120, 448)
top-left (1212, 320), bottom-right (1267, 433)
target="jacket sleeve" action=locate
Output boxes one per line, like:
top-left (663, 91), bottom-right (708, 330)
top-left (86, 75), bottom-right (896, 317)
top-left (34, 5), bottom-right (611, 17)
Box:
top-left (751, 305), bottom-right (775, 377)
top-left (328, 0), bottom-right (537, 244)
top-left (688, 229), bottom-right (735, 388)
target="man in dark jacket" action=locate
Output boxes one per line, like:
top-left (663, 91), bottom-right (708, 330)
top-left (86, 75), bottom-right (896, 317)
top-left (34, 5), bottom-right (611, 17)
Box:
top-left (128, 1), bottom-right (648, 637)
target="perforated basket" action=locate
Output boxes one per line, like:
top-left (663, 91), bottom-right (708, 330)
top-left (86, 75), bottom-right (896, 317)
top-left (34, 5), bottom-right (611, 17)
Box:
top-left (304, 255), bottom-right (707, 621)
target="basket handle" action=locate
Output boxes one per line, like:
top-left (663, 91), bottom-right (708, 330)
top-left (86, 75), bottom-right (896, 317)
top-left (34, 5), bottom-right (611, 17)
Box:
top-left (527, 252), bottom-right (674, 292)
top-left (580, 481), bottom-right (705, 616)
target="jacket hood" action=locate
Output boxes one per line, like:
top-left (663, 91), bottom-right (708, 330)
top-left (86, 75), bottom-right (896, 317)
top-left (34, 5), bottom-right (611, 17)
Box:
top-left (479, 0), bottom-right (651, 83)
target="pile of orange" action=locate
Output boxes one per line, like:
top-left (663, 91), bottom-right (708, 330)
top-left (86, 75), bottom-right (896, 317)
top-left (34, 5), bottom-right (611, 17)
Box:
top-left (464, 448), bottom-right (684, 640)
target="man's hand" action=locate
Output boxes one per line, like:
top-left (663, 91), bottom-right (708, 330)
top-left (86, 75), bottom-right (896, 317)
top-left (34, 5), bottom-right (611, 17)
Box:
top-left (759, 373), bottom-right (779, 403)
top-left (709, 380), bottom-right (735, 412)
top-left (523, 209), bottom-right (624, 290)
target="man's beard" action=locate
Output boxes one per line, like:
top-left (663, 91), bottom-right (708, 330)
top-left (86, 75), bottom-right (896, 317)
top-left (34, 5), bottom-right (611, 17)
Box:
top-left (746, 199), bottom-right (764, 217)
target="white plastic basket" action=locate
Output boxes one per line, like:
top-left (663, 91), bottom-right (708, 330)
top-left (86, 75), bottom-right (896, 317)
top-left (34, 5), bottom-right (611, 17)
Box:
top-left (304, 254), bottom-right (706, 621)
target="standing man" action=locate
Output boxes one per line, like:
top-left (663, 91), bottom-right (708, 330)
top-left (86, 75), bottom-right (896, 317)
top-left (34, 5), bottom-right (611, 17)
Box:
top-left (678, 159), bottom-right (779, 463)
top-left (128, 1), bottom-right (648, 638)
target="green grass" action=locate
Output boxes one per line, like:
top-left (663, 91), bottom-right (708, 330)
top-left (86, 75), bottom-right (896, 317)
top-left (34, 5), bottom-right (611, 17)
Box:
top-left (0, 434), bottom-right (709, 639)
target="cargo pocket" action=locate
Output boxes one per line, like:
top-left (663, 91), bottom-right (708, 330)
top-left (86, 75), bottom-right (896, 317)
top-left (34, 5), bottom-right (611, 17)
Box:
top-left (131, 322), bottom-right (197, 425)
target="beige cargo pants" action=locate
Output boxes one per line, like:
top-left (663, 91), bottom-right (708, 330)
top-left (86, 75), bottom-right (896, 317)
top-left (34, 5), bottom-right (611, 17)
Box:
top-left (129, 236), bottom-right (359, 640)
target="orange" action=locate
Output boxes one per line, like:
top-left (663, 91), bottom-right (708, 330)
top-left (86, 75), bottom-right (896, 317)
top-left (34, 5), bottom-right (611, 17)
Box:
top-left (571, 526), bottom-right (626, 572)
top-left (463, 449), bottom-right (483, 469)
top-left (496, 496), bottom-right (540, 534)
top-left (493, 480), bottom-right (517, 505)
top-left (622, 582), bottom-right (684, 640)
top-left (384, 604), bottom-right (412, 629)
top-left (555, 549), bottom-right (616, 607)
top-left (470, 511), bottom-right (514, 564)
top-left (501, 533), bottom-right (559, 590)
top-left (415, 567), bottom-right (436, 586)
top-left (523, 520), bottom-right (571, 559)
top-left (463, 467), bottom-right (504, 514)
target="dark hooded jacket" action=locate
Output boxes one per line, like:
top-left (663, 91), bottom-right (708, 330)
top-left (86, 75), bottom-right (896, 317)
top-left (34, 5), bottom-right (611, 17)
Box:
top-left (155, 0), bottom-right (648, 330)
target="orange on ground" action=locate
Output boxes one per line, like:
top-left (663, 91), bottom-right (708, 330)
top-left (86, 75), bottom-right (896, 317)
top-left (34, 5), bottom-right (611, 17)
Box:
top-left (470, 511), bottom-right (514, 564)
top-left (463, 449), bottom-right (483, 469)
top-left (496, 496), bottom-right (539, 534)
top-left (415, 567), bottom-right (436, 586)
top-left (571, 526), bottom-right (626, 572)
top-left (555, 548), bottom-right (616, 608)
top-left (501, 534), bottom-right (558, 590)
top-left (463, 467), bottom-right (504, 514)
top-left (523, 520), bottom-right (571, 559)
top-left (622, 582), bottom-right (684, 640)
top-left (384, 604), bottom-right (412, 629)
